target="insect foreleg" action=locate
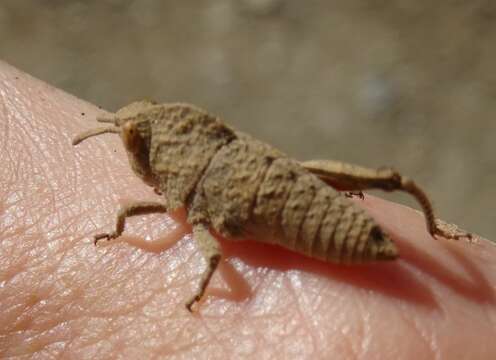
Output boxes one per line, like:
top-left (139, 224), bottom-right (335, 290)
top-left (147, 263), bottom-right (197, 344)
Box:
top-left (186, 224), bottom-right (222, 312)
top-left (302, 159), bottom-right (471, 241)
top-left (94, 201), bottom-right (168, 245)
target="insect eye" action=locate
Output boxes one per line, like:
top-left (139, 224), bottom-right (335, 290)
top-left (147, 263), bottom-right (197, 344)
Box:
top-left (121, 121), bottom-right (144, 152)
top-left (123, 121), bottom-right (138, 135)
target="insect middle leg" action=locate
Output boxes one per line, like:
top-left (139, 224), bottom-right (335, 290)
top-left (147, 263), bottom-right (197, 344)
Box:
top-left (185, 224), bottom-right (222, 312)
top-left (301, 159), bottom-right (471, 240)
top-left (94, 201), bottom-right (168, 244)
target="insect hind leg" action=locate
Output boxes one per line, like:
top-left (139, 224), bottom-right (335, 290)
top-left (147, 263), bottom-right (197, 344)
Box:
top-left (302, 160), bottom-right (472, 241)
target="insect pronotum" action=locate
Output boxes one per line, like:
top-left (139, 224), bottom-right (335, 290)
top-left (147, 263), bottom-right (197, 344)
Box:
top-left (73, 100), bottom-right (471, 311)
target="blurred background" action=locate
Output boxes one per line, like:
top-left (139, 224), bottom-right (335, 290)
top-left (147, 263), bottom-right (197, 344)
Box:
top-left (0, 0), bottom-right (494, 239)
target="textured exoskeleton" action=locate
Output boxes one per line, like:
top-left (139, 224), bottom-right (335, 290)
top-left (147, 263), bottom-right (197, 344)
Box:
top-left (73, 101), bottom-right (470, 311)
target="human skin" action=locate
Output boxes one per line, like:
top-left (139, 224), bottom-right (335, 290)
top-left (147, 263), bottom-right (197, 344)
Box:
top-left (1, 61), bottom-right (496, 359)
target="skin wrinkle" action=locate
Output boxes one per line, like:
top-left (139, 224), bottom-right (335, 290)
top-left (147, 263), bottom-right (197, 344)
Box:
top-left (30, 245), bottom-right (73, 300)
top-left (2, 301), bottom-right (33, 334)
top-left (307, 296), bottom-right (328, 350)
top-left (0, 164), bottom-right (16, 205)
top-left (150, 316), bottom-right (192, 352)
top-left (29, 322), bottom-right (73, 357)
top-left (247, 271), bottom-right (282, 317)
top-left (18, 296), bottom-right (66, 338)
top-left (55, 332), bottom-right (76, 360)
top-left (398, 307), bottom-right (434, 359)
top-left (355, 300), bottom-right (371, 359)
top-left (287, 275), bottom-right (317, 356)
top-left (61, 318), bottom-right (107, 353)
top-left (0, 229), bottom-right (32, 279)
top-left (198, 318), bottom-right (230, 356)
top-left (338, 316), bottom-right (360, 360)
top-left (70, 155), bottom-right (86, 204)
top-left (56, 207), bottom-right (88, 235)
top-left (154, 262), bottom-right (194, 293)
top-left (86, 321), bottom-right (125, 357)
top-left (88, 266), bottom-right (154, 309)
top-left (9, 313), bottom-right (64, 355)
top-left (307, 281), bottom-right (326, 315)
top-left (15, 120), bottom-right (58, 213)
top-left (99, 291), bottom-right (158, 321)
top-left (0, 143), bottom-right (24, 199)
top-left (0, 100), bottom-right (10, 156)
top-left (172, 317), bottom-right (214, 350)
top-left (168, 338), bottom-right (217, 359)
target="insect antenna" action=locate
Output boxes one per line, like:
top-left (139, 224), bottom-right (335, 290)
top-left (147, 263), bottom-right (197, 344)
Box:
top-left (72, 126), bottom-right (120, 145)
top-left (97, 116), bottom-right (118, 124)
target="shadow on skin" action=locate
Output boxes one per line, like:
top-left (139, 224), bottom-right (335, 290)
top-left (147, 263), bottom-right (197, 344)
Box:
top-left (93, 206), bottom-right (494, 311)
top-left (398, 234), bottom-right (496, 305)
top-left (95, 208), bottom-right (254, 305)
top-left (219, 235), bottom-right (441, 310)
top-left (219, 224), bottom-right (495, 310)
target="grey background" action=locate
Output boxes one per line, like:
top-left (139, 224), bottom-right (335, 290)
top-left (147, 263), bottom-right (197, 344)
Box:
top-left (1, 0), bottom-right (494, 239)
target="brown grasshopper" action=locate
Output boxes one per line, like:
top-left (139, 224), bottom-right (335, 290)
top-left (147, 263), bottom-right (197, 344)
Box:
top-left (73, 100), bottom-right (471, 311)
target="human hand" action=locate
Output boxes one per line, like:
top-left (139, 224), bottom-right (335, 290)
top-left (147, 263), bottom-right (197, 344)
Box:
top-left (1, 61), bottom-right (495, 359)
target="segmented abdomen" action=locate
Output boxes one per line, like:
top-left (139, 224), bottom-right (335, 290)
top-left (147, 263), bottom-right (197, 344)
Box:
top-left (253, 158), bottom-right (376, 263)
top-left (198, 136), bottom-right (381, 263)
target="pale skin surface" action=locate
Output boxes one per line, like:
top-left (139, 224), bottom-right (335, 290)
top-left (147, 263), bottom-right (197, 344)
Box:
top-left (1, 61), bottom-right (496, 359)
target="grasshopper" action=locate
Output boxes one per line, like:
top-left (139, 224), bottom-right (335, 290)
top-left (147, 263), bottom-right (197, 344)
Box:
top-left (73, 100), bottom-right (470, 311)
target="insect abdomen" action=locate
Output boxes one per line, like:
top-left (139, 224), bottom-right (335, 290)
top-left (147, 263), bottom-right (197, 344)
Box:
top-left (198, 137), bottom-right (396, 263)
top-left (300, 188), bottom-right (375, 263)
top-left (253, 158), bottom-right (393, 263)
